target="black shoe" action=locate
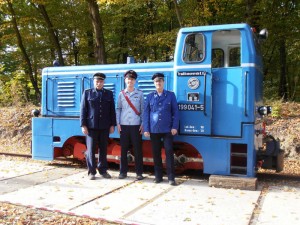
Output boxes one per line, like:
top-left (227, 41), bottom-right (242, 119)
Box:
top-left (89, 174), bottom-right (96, 180)
top-left (153, 178), bottom-right (163, 183)
top-left (101, 172), bottom-right (111, 179)
top-left (118, 173), bottom-right (127, 179)
top-left (169, 180), bottom-right (177, 186)
top-left (136, 175), bottom-right (144, 180)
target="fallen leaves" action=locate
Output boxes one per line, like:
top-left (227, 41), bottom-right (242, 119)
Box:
top-left (0, 202), bottom-right (119, 225)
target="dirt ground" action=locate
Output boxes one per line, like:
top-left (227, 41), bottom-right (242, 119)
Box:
top-left (0, 103), bottom-right (299, 224)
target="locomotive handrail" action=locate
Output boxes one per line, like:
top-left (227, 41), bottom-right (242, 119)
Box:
top-left (45, 77), bottom-right (50, 113)
top-left (82, 77), bottom-right (88, 93)
top-left (81, 77), bottom-right (84, 93)
top-left (244, 71), bottom-right (248, 117)
top-left (45, 77), bottom-right (59, 113)
top-left (204, 71), bottom-right (207, 116)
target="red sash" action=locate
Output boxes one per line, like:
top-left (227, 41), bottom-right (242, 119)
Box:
top-left (121, 90), bottom-right (141, 116)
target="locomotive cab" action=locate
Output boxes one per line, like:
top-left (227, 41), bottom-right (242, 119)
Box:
top-left (173, 24), bottom-right (281, 176)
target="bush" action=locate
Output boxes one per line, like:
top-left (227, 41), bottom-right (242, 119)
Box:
top-left (0, 71), bottom-right (34, 106)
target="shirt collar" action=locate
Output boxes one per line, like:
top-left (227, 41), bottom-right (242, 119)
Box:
top-left (93, 88), bottom-right (105, 92)
top-left (125, 88), bottom-right (136, 94)
top-left (155, 89), bottom-right (166, 96)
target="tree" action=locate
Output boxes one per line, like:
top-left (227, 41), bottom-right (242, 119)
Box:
top-left (31, 1), bottom-right (65, 66)
top-left (258, 0), bottom-right (300, 100)
top-left (0, 0), bottom-right (299, 105)
top-left (6, 0), bottom-right (40, 101)
top-left (172, 0), bottom-right (183, 27)
top-left (86, 0), bottom-right (106, 64)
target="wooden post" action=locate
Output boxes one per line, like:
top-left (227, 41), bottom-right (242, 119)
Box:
top-left (209, 175), bottom-right (257, 191)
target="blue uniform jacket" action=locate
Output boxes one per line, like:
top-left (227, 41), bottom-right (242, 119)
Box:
top-left (143, 90), bottom-right (179, 133)
top-left (80, 88), bottom-right (116, 129)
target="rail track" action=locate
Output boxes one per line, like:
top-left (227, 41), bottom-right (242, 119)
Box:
top-left (0, 152), bottom-right (31, 158)
top-left (257, 171), bottom-right (300, 182)
top-left (0, 152), bottom-right (83, 163)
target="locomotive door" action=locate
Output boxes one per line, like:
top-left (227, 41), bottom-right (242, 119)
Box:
top-left (46, 76), bottom-right (83, 116)
top-left (211, 29), bottom-right (243, 137)
top-left (176, 33), bottom-right (212, 136)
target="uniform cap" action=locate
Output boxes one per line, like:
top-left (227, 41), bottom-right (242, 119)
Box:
top-left (152, 73), bottom-right (164, 80)
top-left (93, 73), bottom-right (106, 80)
top-left (124, 70), bottom-right (137, 79)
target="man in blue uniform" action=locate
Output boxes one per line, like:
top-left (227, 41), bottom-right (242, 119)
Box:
top-left (143, 73), bottom-right (179, 186)
top-left (80, 73), bottom-right (116, 180)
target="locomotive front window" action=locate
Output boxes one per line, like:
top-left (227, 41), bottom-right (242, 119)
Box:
top-left (183, 33), bottom-right (205, 63)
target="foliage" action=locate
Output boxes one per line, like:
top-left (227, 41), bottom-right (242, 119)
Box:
top-left (0, 0), bottom-right (299, 105)
top-left (264, 79), bottom-right (280, 100)
top-left (265, 99), bottom-right (283, 118)
top-left (0, 70), bottom-right (39, 106)
top-left (257, 0), bottom-right (300, 100)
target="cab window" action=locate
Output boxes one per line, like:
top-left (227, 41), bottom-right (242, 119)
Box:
top-left (183, 33), bottom-right (205, 63)
top-left (212, 48), bottom-right (224, 68)
top-left (229, 47), bottom-right (241, 67)
top-left (212, 29), bottom-right (241, 67)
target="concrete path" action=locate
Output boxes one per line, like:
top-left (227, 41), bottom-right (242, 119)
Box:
top-left (0, 159), bottom-right (299, 225)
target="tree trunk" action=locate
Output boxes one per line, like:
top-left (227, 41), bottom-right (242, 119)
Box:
top-left (33, 3), bottom-right (65, 66)
top-left (279, 39), bottom-right (288, 100)
top-left (86, 0), bottom-right (107, 64)
top-left (118, 18), bottom-right (128, 64)
top-left (6, 0), bottom-right (40, 101)
top-left (173, 0), bottom-right (183, 27)
top-left (86, 30), bottom-right (95, 64)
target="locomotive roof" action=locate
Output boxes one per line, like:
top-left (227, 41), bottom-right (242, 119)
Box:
top-left (42, 61), bottom-right (174, 76)
top-left (179, 23), bottom-right (250, 33)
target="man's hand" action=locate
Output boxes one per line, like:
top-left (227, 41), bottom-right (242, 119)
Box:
top-left (139, 125), bottom-right (144, 134)
top-left (171, 129), bottom-right (177, 136)
top-left (144, 132), bottom-right (150, 137)
top-left (109, 126), bottom-right (115, 134)
top-left (81, 126), bottom-right (88, 135)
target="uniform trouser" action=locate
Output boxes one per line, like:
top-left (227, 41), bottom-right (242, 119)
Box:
top-left (85, 128), bottom-right (109, 175)
top-left (120, 125), bottom-right (143, 175)
top-left (150, 132), bottom-right (175, 181)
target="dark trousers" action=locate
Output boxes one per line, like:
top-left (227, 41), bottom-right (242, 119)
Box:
top-left (85, 128), bottom-right (109, 175)
top-left (150, 132), bottom-right (175, 181)
top-left (120, 125), bottom-right (143, 175)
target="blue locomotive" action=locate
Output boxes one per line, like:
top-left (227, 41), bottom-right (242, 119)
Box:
top-left (32, 23), bottom-right (283, 177)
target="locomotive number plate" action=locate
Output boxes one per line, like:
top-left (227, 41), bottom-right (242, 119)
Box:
top-left (178, 103), bottom-right (204, 111)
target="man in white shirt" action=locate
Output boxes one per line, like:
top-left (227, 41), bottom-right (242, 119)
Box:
top-left (116, 70), bottom-right (144, 180)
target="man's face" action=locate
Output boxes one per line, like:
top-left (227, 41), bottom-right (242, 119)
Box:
top-left (125, 77), bottom-right (136, 88)
top-left (94, 78), bottom-right (104, 90)
top-left (154, 78), bottom-right (164, 90)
